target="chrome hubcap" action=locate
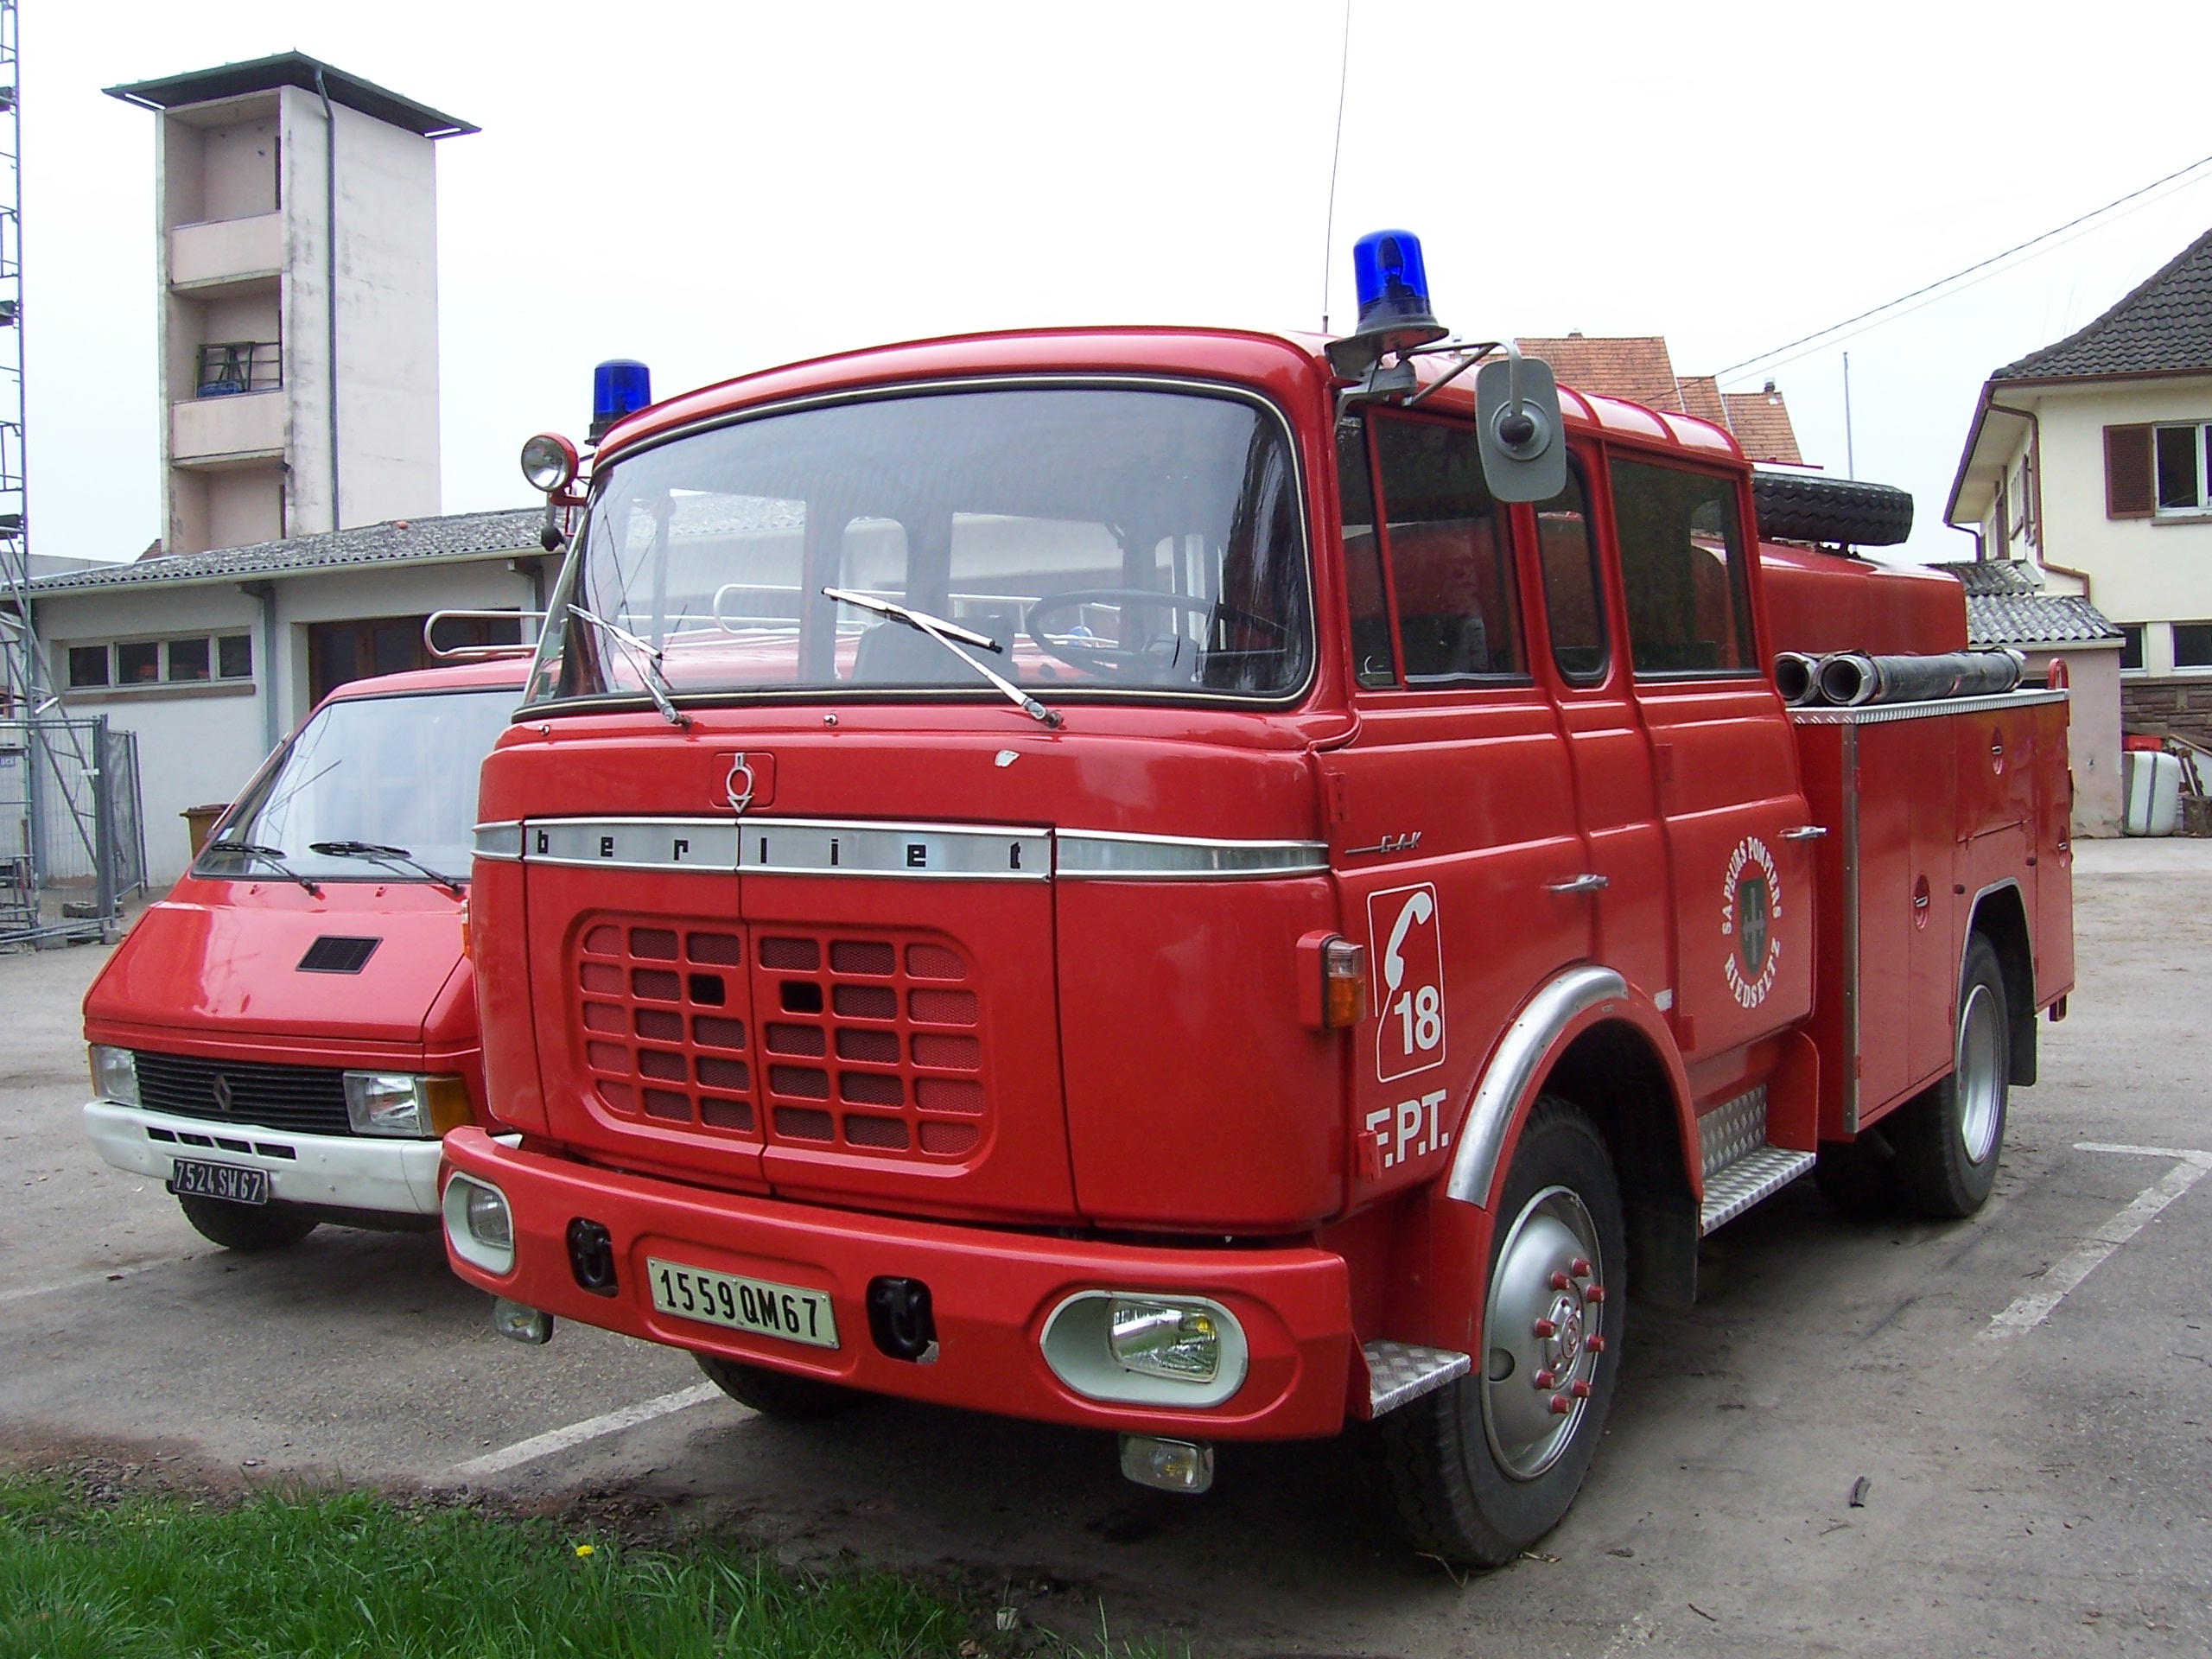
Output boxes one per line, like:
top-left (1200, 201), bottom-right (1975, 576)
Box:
top-left (1481, 1185), bottom-right (1605, 1481)
top-left (1956, 982), bottom-right (2002, 1165)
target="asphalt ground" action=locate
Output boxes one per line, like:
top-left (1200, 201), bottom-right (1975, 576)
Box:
top-left (3, 838), bottom-right (2209, 1656)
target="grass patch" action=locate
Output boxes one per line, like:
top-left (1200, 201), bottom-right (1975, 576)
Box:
top-left (0, 1476), bottom-right (980, 1658)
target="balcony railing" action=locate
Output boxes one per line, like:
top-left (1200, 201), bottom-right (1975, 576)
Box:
top-left (195, 340), bottom-right (279, 398)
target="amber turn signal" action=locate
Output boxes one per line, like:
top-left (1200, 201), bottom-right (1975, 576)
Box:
top-left (1323, 938), bottom-right (1367, 1029)
top-left (424, 1075), bottom-right (475, 1136)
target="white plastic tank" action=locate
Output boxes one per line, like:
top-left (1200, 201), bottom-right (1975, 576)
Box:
top-left (2122, 749), bottom-right (2183, 836)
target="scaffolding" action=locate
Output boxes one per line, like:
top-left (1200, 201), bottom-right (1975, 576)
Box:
top-left (0, 3), bottom-right (147, 945)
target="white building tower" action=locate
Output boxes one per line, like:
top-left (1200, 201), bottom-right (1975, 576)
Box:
top-left (105, 54), bottom-right (475, 555)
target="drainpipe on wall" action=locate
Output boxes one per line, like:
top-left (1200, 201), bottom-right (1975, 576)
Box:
top-left (314, 70), bottom-right (340, 533)
top-left (240, 582), bottom-right (279, 753)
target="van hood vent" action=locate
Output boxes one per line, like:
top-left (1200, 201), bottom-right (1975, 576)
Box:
top-left (297, 935), bottom-right (381, 974)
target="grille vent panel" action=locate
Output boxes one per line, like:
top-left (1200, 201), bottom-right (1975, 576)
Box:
top-left (133, 1051), bottom-right (353, 1136)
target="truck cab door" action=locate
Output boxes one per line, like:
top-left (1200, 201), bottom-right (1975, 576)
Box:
top-left (1325, 410), bottom-right (1588, 1205)
top-left (1605, 454), bottom-right (1813, 1065)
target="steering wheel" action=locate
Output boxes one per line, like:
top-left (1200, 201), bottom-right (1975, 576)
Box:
top-left (1023, 588), bottom-right (1287, 682)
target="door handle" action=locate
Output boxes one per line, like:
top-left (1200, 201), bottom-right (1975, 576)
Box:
top-left (1782, 825), bottom-right (1828, 842)
top-left (1546, 874), bottom-right (1610, 894)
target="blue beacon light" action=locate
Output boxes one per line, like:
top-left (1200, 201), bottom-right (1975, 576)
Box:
top-left (1350, 229), bottom-right (1446, 353)
top-left (590, 359), bottom-right (652, 442)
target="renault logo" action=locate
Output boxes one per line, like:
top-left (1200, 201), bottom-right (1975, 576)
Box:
top-left (212, 1074), bottom-right (234, 1114)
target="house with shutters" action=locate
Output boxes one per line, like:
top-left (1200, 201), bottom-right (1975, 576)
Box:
top-left (1945, 225), bottom-right (2212, 755)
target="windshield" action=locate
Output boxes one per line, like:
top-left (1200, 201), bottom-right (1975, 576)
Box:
top-left (529, 385), bottom-right (1312, 709)
top-left (196, 689), bottom-right (518, 885)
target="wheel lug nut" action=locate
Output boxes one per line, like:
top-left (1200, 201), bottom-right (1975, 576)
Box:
top-left (1570, 1379), bottom-right (1592, 1400)
top-left (1583, 1284), bottom-right (1607, 1304)
top-left (1550, 1271), bottom-right (1573, 1290)
top-left (1533, 1368), bottom-right (1557, 1388)
top-left (1548, 1394), bottom-right (1572, 1415)
top-left (1586, 1335), bottom-right (1606, 1353)
top-left (1570, 1257), bottom-right (1592, 1276)
top-left (1533, 1318), bottom-right (1557, 1338)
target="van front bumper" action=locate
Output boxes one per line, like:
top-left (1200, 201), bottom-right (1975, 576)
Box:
top-left (439, 1128), bottom-right (1357, 1440)
top-left (84, 1098), bottom-right (443, 1216)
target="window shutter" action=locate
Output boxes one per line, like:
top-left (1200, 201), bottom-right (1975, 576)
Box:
top-left (2105, 423), bottom-right (2154, 518)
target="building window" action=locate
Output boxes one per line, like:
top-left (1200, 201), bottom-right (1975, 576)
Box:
top-left (2119, 624), bottom-right (2145, 671)
top-left (59, 633), bottom-right (256, 691)
top-left (308, 613), bottom-right (523, 705)
top-left (2106, 422), bottom-right (2212, 518)
top-left (2175, 622), bottom-right (2212, 670)
top-left (195, 340), bottom-right (281, 397)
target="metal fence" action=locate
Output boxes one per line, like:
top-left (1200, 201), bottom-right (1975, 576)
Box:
top-left (0, 715), bottom-right (147, 945)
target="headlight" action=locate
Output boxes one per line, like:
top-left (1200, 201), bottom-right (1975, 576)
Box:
top-left (343, 1072), bottom-right (472, 1138)
top-left (442, 1173), bottom-right (516, 1275)
top-left (89, 1045), bottom-right (140, 1105)
top-left (519, 432), bottom-right (579, 493)
top-left (1040, 1290), bottom-right (1249, 1408)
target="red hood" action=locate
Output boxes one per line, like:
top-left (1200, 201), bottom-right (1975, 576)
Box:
top-left (86, 876), bottom-right (471, 1049)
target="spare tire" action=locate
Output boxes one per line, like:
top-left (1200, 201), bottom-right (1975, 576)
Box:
top-left (1751, 472), bottom-right (1914, 546)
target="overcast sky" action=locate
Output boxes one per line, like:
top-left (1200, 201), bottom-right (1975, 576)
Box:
top-left (25, 0), bottom-right (2212, 564)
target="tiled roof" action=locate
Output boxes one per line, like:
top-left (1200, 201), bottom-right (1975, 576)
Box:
top-left (1517, 336), bottom-right (1683, 411)
top-left (1722, 389), bottom-right (1803, 466)
top-left (1928, 559), bottom-right (2120, 645)
top-left (1675, 374), bottom-right (1727, 424)
top-left (23, 507), bottom-right (543, 594)
top-left (1994, 225), bottom-right (2212, 382)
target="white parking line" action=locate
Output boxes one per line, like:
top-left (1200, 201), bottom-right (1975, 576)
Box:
top-left (1983, 1142), bottom-right (2212, 1338)
top-left (454, 1382), bottom-right (728, 1478)
top-left (0, 1252), bottom-right (200, 1308)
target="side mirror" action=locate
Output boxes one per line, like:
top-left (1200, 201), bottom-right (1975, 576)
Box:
top-left (1474, 351), bottom-right (1567, 503)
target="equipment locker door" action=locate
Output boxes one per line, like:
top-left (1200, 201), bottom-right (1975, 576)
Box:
top-left (1325, 410), bottom-right (1588, 1205)
top-left (1604, 454), bottom-right (1814, 1065)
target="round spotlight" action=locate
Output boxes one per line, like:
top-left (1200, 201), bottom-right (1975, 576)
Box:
top-left (519, 432), bottom-right (579, 494)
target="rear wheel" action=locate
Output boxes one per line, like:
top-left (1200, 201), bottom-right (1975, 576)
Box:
top-left (175, 1193), bottom-right (319, 1252)
top-left (1891, 933), bottom-right (2009, 1219)
top-left (1382, 1098), bottom-right (1625, 1567)
top-left (693, 1352), bottom-right (862, 1419)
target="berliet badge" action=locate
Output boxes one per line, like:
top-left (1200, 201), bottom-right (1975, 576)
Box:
top-left (724, 753), bottom-right (756, 815)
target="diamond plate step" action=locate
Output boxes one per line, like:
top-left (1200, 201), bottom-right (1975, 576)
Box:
top-left (1700, 1145), bottom-right (1817, 1234)
top-left (1363, 1340), bottom-right (1471, 1416)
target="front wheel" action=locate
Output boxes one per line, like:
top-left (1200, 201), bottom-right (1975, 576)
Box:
top-left (693, 1352), bottom-right (862, 1419)
top-left (175, 1193), bottom-right (319, 1252)
top-left (1890, 933), bottom-right (2010, 1218)
top-left (1382, 1097), bottom-right (1625, 1567)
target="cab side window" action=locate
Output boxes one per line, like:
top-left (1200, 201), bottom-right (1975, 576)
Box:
top-left (1608, 458), bottom-right (1755, 677)
top-left (1369, 414), bottom-right (1525, 684)
top-left (1536, 464), bottom-right (1606, 683)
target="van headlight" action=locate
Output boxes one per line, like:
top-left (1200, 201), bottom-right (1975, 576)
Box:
top-left (344, 1072), bottom-right (473, 1138)
top-left (89, 1046), bottom-right (141, 1105)
top-left (1041, 1290), bottom-right (1248, 1408)
top-left (442, 1173), bottom-right (516, 1275)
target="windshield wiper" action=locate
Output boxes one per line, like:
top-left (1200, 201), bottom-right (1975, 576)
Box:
top-left (310, 840), bottom-right (467, 897)
top-left (213, 841), bottom-right (323, 898)
top-left (565, 604), bottom-right (693, 728)
top-left (823, 587), bottom-right (1062, 728)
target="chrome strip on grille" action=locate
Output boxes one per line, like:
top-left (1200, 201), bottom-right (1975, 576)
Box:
top-left (1054, 830), bottom-right (1329, 880)
top-left (527, 817), bottom-right (740, 872)
top-left (739, 817), bottom-right (1050, 881)
top-left (472, 821), bottom-right (524, 861)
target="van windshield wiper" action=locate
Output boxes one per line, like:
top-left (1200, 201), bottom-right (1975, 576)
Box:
top-left (309, 840), bottom-right (467, 897)
top-left (565, 604), bottom-right (692, 728)
top-left (823, 587), bottom-right (1062, 728)
top-left (212, 841), bottom-right (323, 898)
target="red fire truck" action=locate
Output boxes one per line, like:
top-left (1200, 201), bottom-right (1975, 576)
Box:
top-left (83, 660), bottom-right (525, 1251)
top-left (439, 232), bottom-right (2072, 1564)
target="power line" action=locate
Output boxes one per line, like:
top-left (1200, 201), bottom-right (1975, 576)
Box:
top-left (1716, 150), bottom-right (2212, 380)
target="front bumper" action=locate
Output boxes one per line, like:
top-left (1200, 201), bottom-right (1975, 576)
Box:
top-left (84, 1098), bottom-right (443, 1216)
top-left (440, 1128), bottom-right (1357, 1440)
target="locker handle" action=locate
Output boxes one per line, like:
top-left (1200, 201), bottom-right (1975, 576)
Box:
top-left (1545, 874), bottom-right (1610, 895)
top-left (1782, 824), bottom-right (1828, 841)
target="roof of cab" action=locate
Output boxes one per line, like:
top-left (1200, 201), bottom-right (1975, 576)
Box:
top-left (323, 658), bottom-right (531, 702)
top-left (593, 326), bottom-right (1747, 467)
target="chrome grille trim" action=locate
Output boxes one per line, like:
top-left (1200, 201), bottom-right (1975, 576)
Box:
top-left (739, 818), bottom-right (1050, 881)
top-left (526, 817), bottom-right (740, 872)
top-left (1054, 830), bottom-right (1329, 880)
top-left (472, 821), bottom-right (524, 861)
